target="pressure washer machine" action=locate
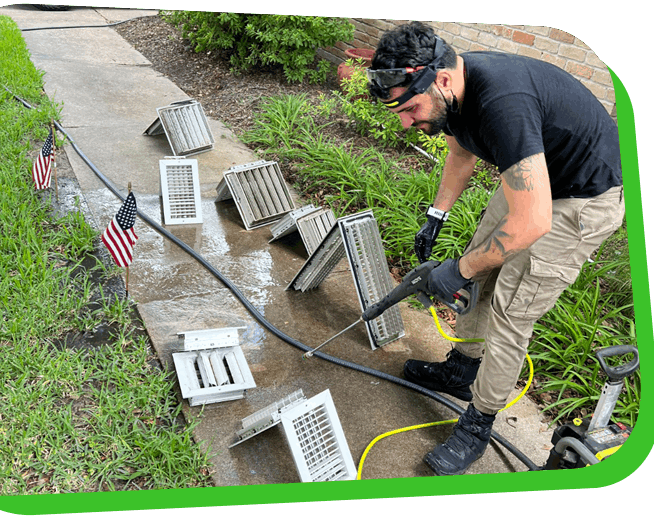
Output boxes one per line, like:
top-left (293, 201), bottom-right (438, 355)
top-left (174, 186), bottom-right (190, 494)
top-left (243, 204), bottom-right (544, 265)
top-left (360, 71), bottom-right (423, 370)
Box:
top-left (543, 344), bottom-right (639, 470)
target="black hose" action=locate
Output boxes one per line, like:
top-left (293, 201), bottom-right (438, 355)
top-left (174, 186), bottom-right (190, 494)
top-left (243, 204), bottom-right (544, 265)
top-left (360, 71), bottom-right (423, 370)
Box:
top-left (21, 17), bottom-right (145, 32)
top-left (8, 88), bottom-right (542, 472)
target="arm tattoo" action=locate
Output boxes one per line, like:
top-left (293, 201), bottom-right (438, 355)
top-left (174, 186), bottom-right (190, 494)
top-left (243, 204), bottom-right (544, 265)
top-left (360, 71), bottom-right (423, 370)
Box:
top-left (468, 217), bottom-right (521, 276)
top-left (502, 156), bottom-right (537, 192)
top-left (482, 217), bottom-right (511, 255)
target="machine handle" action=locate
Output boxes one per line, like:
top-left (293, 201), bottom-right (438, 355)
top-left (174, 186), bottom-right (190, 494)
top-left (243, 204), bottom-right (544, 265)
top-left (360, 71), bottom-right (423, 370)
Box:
top-left (596, 345), bottom-right (639, 382)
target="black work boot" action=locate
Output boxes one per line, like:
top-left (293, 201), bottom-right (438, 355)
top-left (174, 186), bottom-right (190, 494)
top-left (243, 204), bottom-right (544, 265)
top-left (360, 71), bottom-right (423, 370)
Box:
top-left (424, 403), bottom-right (496, 476)
top-left (403, 348), bottom-right (481, 401)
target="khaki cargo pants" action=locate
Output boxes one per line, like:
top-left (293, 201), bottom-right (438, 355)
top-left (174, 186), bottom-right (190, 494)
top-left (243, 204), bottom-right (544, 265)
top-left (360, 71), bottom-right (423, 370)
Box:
top-left (454, 185), bottom-right (625, 415)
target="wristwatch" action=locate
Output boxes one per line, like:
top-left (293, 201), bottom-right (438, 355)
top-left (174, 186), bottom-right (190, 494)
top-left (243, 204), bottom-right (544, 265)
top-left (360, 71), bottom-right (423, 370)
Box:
top-left (426, 207), bottom-right (449, 221)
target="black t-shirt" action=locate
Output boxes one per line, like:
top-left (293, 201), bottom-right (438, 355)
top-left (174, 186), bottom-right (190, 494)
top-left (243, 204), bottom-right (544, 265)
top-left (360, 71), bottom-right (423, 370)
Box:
top-left (443, 52), bottom-right (622, 199)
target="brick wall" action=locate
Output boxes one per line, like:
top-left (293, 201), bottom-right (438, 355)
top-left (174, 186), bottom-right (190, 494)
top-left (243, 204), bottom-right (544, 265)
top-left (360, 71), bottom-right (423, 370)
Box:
top-left (319, 19), bottom-right (616, 120)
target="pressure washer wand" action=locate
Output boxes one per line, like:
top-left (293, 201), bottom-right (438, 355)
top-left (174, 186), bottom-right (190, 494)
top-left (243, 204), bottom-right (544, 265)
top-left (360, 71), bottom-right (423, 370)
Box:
top-left (302, 260), bottom-right (480, 360)
top-left (302, 318), bottom-right (364, 359)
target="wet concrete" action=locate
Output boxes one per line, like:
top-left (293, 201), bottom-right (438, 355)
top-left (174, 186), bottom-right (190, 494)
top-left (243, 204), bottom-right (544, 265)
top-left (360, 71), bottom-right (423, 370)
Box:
top-left (5, 4), bottom-right (556, 489)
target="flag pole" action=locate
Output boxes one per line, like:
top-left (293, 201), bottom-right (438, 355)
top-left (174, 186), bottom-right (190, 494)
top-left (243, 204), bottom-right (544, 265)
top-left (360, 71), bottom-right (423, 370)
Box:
top-left (52, 121), bottom-right (59, 202)
top-left (125, 182), bottom-right (132, 300)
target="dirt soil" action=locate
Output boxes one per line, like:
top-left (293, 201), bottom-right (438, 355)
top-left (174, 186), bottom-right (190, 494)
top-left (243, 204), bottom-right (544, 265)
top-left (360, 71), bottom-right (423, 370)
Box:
top-left (115, 15), bottom-right (350, 141)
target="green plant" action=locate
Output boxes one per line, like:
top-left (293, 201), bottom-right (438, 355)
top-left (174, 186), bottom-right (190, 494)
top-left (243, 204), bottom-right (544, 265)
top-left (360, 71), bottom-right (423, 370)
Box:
top-left (526, 243), bottom-right (637, 425)
top-left (337, 62), bottom-right (406, 147)
top-left (161, 11), bottom-right (354, 83)
top-left (337, 61), bottom-right (445, 154)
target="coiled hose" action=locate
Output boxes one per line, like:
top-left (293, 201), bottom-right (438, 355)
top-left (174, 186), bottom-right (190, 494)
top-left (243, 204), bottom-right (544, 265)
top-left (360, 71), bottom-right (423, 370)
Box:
top-left (8, 88), bottom-right (541, 473)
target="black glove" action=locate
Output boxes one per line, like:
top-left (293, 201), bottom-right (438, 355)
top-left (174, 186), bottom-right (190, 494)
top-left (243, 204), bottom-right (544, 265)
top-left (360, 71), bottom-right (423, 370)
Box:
top-left (415, 208), bottom-right (449, 263)
top-left (426, 258), bottom-right (470, 304)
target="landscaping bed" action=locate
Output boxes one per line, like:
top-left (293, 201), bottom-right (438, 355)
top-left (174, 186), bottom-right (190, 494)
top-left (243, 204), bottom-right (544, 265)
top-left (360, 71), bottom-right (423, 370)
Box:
top-left (114, 14), bottom-right (638, 428)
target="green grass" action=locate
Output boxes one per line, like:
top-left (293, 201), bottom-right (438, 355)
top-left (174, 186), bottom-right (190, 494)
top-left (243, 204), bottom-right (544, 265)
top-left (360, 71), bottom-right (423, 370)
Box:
top-left (0, 15), bottom-right (212, 494)
top-left (243, 90), bottom-right (638, 427)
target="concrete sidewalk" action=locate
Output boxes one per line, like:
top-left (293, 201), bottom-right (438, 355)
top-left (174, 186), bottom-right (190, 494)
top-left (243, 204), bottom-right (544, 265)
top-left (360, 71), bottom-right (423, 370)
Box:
top-left (4, 5), bottom-right (555, 487)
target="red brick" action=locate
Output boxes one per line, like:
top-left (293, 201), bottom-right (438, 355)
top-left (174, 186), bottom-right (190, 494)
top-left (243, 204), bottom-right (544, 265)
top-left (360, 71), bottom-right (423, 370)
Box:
top-left (566, 62), bottom-right (593, 79)
top-left (493, 25), bottom-right (514, 39)
top-left (512, 30), bottom-right (535, 45)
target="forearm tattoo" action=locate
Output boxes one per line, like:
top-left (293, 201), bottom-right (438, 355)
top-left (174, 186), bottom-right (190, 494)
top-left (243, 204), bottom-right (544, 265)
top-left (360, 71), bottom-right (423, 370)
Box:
top-left (502, 155), bottom-right (538, 192)
top-left (467, 217), bottom-right (521, 276)
top-left (482, 217), bottom-right (511, 255)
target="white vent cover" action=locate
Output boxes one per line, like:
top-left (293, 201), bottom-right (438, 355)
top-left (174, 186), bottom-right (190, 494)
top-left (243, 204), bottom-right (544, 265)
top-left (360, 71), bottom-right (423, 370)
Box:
top-left (230, 389), bottom-right (356, 483)
top-left (269, 204), bottom-right (318, 242)
top-left (159, 157), bottom-right (203, 225)
top-left (269, 205), bottom-right (336, 255)
top-left (229, 389), bottom-right (307, 448)
top-left (216, 160), bottom-right (296, 230)
top-left (178, 327), bottom-right (245, 351)
top-left (173, 327), bottom-right (255, 405)
top-left (287, 210), bottom-right (404, 350)
top-left (146, 99), bottom-right (214, 156)
top-left (296, 207), bottom-right (337, 256)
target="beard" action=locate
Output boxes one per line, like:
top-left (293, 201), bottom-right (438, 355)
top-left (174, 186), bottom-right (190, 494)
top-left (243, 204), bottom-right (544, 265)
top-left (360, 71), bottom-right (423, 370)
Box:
top-left (413, 88), bottom-right (449, 135)
top-left (414, 109), bottom-right (448, 136)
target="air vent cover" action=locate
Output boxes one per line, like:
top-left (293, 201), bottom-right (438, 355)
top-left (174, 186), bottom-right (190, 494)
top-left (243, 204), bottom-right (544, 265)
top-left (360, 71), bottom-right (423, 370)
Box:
top-left (296, 207), bottom-right (337, 256)
top-left (229, 389), bottom-right (307, 448)
top-left (173, 327), bottom-right (255, 405)
top-left (229, 389), bottom-right (356, 482)
top-left (287, 210), bottom-right (404, 349)
top-left (280, 389), bottom-right (356, 482)
top-left (269, 204), bottom-right (319, 242)
top-left (269, 205), bottom-right (336, 255)
top-left (159, 157), bottom-right (203, 225)
top-left (216, 160), bottom-right (296, 230)
top-left (146, 99), bottom-right (214, 156)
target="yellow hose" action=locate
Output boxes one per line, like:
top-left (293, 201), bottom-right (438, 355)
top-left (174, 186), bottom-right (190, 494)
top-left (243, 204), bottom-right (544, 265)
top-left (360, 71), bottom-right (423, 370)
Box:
top-left (356, 305), bottom-right (534, 480)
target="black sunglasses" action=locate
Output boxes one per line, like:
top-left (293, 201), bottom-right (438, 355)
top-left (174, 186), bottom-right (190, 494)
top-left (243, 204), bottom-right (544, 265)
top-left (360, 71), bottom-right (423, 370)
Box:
top-left (368, 38), bottom-right (445, 108)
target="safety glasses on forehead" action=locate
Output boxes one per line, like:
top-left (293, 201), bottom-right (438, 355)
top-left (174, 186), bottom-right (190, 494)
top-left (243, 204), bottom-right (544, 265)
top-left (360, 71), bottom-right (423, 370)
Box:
top-left (368, 37), bottom-right (445, 108)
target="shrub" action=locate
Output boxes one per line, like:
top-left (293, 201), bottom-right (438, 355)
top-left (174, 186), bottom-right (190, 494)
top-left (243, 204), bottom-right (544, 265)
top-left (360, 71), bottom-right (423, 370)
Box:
top-left (335, 60), bottom-right (448, 156)
top-left (161, 11), bottom-right (354, 83)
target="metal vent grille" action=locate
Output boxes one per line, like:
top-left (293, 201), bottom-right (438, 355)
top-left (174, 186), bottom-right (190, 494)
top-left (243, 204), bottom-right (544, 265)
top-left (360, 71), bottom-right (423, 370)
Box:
top-left (287, 210), bottom-right (404, 349)
top-left (178, 327), bottom-right (244, 351)
top-left (215, 160), bottom-right (296, 230)
top-left (269, 205), bottom-right (336, 255)
top-left (172, 328), bottom-right (255, 406)
top-left (230, 389), bottom-right (356, 482)
top-left (229, 389), bottom-right (307, 448)
top-left (296, 207), bottom-right (337, 255)
top-left (280, 390), bottom-right (356, 482)
top-left (159, 158), bottom-right (203, 225)
top-left (341, 214), bottom-right (405, 349)
top-left (154, 100), bottom-right (214, 156)
top-left (286, 224), bottom-right (345, 292)
top-left (269, 204), bottom-right (318, 242)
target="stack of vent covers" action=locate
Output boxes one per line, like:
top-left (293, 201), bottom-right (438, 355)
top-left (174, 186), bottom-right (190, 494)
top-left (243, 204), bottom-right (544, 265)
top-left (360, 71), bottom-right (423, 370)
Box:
top-left (287, 210), bottom-right (405, 350)
top-left (144, 99), bottom-right (215, 156)
top-left (229, 389), bottom-right (357, 483)
top-left (172, 327), bottom-right (256, 406)
top-left (216, 160), bottom-right (296, 230)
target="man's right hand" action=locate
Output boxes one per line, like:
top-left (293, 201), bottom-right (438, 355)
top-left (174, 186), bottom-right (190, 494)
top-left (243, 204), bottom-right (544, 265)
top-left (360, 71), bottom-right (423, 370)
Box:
top-left (415, 210), bottom-right (448, 263)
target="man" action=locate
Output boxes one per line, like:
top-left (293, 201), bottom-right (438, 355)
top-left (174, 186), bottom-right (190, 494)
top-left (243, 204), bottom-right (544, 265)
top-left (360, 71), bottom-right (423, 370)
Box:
top-left (367, 22), bottom-right (624, 475)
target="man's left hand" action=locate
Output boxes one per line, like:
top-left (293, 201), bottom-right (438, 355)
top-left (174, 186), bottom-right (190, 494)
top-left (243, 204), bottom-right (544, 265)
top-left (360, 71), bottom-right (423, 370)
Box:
top-left (426, 258), bottom-right (470, 304)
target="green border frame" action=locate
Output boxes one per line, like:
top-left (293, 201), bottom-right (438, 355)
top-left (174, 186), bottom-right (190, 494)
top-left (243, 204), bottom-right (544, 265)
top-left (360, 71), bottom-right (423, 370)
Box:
top-left (0, 58), bottom-right (650, 518)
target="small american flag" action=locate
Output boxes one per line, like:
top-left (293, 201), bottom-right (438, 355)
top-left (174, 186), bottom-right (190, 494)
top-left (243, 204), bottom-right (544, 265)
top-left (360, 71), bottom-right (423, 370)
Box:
top-left (32, 128), bottom-right (54, 190)
top-left (102, 192), bottom-right (139, 267)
